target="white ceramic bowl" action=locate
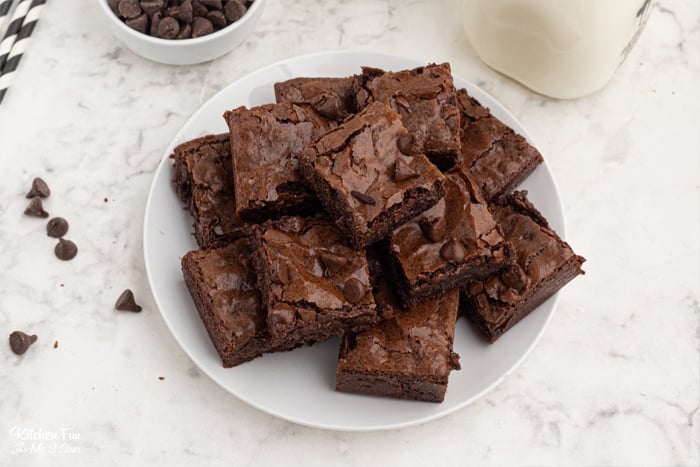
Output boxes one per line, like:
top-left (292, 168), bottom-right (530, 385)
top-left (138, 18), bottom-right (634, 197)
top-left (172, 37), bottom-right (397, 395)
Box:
top-left (98, 0), bottom-right (266, 65)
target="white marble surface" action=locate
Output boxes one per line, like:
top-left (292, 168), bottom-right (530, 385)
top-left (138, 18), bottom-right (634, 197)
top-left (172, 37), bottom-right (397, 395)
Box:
top-left (0, 0), bottom-right (698, 465)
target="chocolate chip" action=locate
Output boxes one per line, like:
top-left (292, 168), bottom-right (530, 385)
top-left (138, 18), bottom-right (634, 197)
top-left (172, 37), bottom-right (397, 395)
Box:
top-left (223, 0), bottom-right (247, 22)
top-left (440, 238), bottom-right (466, 262)
top-left (156, 15), bottom-right (180, 39)
top-left (9, 331), bottom-right (37, 355)
top-left (26, 177), bottom-right (50, 198)
top-left (355, 88), bottom-right (371, 108)
top-left (311, 93), bottom-right (342, 121)
top-left (177, 23), bottom-right (192, 39)
top-left (343, 277), bottom-right (368, 304)
top-left (392, 158), bottom-right (418, 182)
top-left (140, 0), bottom-right (164, 17)
top-left (46, 217), bottom-right (69, 238)
top-left (108, 0), bottom-right (120, 14)
top-left (168, 0), bottom-right (193, 23)
top-left (24, 198), bottom-right (49, 218)
top-left (319, 251), bottom-right (347, 277)
top-left (501, 264), bottom-right (530, 291)
top-left (118, 0), bottom-right (143, 19)
top-left (115, 289), bottom-right (142, 312)
top-left (126, 13), bottom-right (148, 33)
top-left (150, 11), bottom-right (162, 35)
top-left (396, 133), bottom-right (414, 155)
top-left (192, 0), bottom-right (208, 17)
top-left (191, 17), bottom-right (214, 37)
top-left (394, 95), bottom-right (410, 111)
top-left (206, 10), bottom-right (227, 29)
top-left (54, 238), bottom-right (78, 261)
top-left (419, 216), bottom-right (446, 242)
top-left (351, 190), bottom-right (375, 205)
top-left (198, 0), bottom-right (222, 9)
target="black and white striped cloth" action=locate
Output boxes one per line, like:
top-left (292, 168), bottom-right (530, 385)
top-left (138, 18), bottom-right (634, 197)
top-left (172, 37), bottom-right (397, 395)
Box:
top-left (0, 0), bottom-right (15, 36)
top-left (0, 0), bottom-right (46, 105)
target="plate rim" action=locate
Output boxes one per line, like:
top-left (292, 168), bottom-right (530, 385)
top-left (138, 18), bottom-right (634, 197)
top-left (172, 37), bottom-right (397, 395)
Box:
top-left (143, 50), bottom-right (565, 432)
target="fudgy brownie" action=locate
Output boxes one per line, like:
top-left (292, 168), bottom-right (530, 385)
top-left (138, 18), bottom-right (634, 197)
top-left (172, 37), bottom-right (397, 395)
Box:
top-left (249, 216), bottom-right (379, 343)
top-left (354, 63), bottom-right (461, 170)
top-left (181, 239), bottom-right (299, 367)
top-left (274, 76), bottom-right (356, 121)
top-left (461, 191), bottom-right (586, 342)
top-left (298, 101), bottom-right (446, 249)
top-left (456, 89), bottom-right (543, 200)
top-left (387, 169), bottom-right (509, 307)
top-left (336, 279), bottom-right (461, 403)
top-left (171, 133), bottom-right (246, 249)
top-left (223, 102), bottom-right (334, 222)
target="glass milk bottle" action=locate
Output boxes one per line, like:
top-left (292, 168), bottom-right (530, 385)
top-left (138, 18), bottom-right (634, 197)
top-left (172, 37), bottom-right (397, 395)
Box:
top-left (461, 0), bottom-right (653, 99)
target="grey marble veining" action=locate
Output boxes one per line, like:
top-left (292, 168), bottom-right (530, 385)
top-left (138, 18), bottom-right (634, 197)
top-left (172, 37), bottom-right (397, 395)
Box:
top-left (0, 0), bottom-right (698, 465)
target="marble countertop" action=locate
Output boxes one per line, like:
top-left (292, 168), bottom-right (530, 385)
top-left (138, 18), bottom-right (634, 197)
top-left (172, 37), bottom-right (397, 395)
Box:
top-left (1, 0), bottom-right (698, 465)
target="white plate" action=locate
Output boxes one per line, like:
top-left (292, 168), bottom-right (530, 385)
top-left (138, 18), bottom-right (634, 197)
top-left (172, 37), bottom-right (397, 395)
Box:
top-left (143, 51), bottom-right (564, 432)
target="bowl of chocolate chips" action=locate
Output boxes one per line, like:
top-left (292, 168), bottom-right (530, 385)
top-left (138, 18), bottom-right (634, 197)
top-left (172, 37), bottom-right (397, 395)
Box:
top-left (99, 0), bottom-right (265, 65)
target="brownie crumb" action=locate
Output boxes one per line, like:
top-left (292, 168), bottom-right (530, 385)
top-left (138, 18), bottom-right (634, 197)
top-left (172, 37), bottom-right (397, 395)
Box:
top-left (9, 331), bottom-right (38, 355)
top-left (104, 197), bottom-right (109, 203)
top-left (24, 198), bottom-right (49, 218)
top-left (53, 340), bottom-right (59, 349)
top-left (115, 289), bottom-right (142, 312)
top-left (158, 376), bottom-right (165, 381)
top-left (26, 177), bottom-right (50, 199)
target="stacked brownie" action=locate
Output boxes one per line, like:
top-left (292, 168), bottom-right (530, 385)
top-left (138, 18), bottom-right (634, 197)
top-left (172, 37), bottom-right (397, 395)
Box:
top-left (172, 62), bottom-right (585, 403)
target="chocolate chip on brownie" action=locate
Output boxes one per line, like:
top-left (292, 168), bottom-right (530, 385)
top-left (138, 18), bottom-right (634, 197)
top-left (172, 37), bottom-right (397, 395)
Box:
top-left (350, 190), bottom-right (376, 205)
top-left (392, 158), bottom-right (418, 182)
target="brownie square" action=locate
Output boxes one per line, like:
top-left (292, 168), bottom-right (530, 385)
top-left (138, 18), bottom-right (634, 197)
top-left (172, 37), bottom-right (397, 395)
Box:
top-left (456, 89), bottom-right (543, 200)
top-left (223, 102), bottom-right (335, 222)
top-left (387, 169), bottom-right (509, 307)
top-left (461, 191), bottom-right (586, 342)
top-left (354, 63), bottom-right (461, 170)
top-left (181, 239), bottom-right (299, 367)
top-left (250, 216), bottom-right (379, 343)
top-left (298, 101), bottom-right (446, 249)
top-left (336, 279), bottom-right (461, 403)
top-left (274, 76), bottom-right (356, 121)
top-left (170, 133), bottom-right (246, 249)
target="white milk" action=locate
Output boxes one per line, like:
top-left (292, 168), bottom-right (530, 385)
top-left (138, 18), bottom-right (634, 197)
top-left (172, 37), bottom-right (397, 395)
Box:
top-left (461, 0), bottom-right (653, 99)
